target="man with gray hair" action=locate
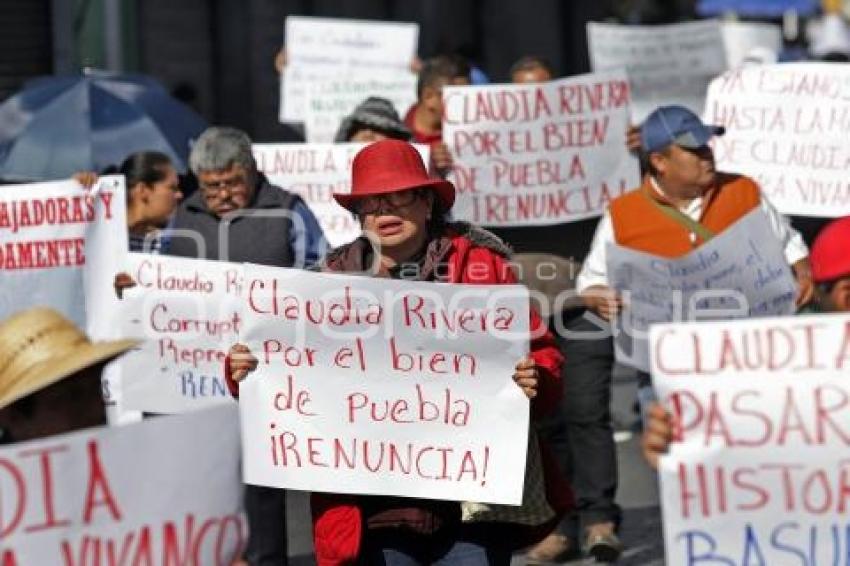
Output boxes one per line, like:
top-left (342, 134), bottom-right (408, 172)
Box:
top-left (169, 126), bottom-right (326, 267)
top-left (169, 126), bottom-right (325, 565)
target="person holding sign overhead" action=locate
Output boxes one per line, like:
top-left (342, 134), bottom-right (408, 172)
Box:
top-left (227, 139), bottom-right (569, 565)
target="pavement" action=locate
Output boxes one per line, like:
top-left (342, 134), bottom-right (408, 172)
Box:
top-left (285, 375), bottom-right (665, 565)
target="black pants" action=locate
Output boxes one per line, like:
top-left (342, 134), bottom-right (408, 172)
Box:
top-left (244, 485), bottom-right (288, 565)
top-left (538, 310), bottom-right (620, 531)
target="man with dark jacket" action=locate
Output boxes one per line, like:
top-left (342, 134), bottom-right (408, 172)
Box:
top-left (169, 126), bottom-right (325, 268)
top-left (170, 126), bottom-right (326, 566)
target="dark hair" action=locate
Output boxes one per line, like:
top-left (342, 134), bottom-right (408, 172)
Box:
top-left (109, 151), bottom-right (173, 188)
top-left (416, 55), bottom-right (471, 98)
top-left (643, 146), bottom-right (671, 177)
top-left (509, 55), bottom-right (554, 78)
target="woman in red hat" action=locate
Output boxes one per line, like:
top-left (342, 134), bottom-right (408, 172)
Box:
top-left (227, 139), bottom-right (569, 565)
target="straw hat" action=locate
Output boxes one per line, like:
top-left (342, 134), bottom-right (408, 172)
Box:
top-left (0, 308), bottom-right (138, 410)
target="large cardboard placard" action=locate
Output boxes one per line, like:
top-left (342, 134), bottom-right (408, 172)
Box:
top-left (706, 63), bottom-right (850, 217)
top-left (254, 143), bottom-right (430, 248)
top-left (443, 70), bottom-right (639, 226)
top-left (112, 254), bottom-right (242, 414)
top-left (281, 16), bottom-right (418, 128)
top-left (0, 176), bottom-right (127, 331)
top-left (608, 208), bottom-right (796, 371)
top-left (650, 313), bottom-right (850, 564)
top-left (0, 406), bottom-right (245, 564)
top-left (238, 266), bottom-right (531, 504)
top-left (587, 20), bottom-right (727, 122)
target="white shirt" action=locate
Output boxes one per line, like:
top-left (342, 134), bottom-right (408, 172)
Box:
top-left (576, 178), bottom-right (809, 293)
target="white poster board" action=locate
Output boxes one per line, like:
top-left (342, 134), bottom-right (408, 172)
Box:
top-left (303, 70), bottom-right (417, 143)
top-left (720, 21), bottom-right (782, 68)
top-left (706, 63), bottom-right (850, 217)
top-left (608, 208), bottom-right (797, 371)
top-left (0, 406), bottom-right (245, 564)
top-left (281, 16), bottom-right (419, 126)
top-left (110, 254), bottom-right (242, 414)
top-left (0, 176), bottom-right (127, 331)
top-left (649, 313), bottom-right (850, 564)
top-left (442, 70), bottom-right (639, 226)
top-left (238, 266), bottom-right (531, 504)
top-left (254, 143), bottom-right (430, 248)
top-left (587, 20), bottom-right (727, 122)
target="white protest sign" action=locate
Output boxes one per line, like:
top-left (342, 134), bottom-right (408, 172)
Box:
top-left (254, 143), bottom-right (430, 248)
top-left (720, 21), bottom-right (782, 68)
top-left (281, 16), bottom-right (418, 123)
top-left (110, 253), bottom-right (242, 414)
top-left (587, 20), bottom-right (727, 122)
top-left (0, 405), bottom-right (245, 564)
top-left (651, 311), bottom-right (850, 379)
top-left (238, 266), bottom-right (531, 504)
top-left (608, 208), bottom-right (797, 371)
top-left (443, 70), bottom-right (639, 227)
top-left (706, 63), bottom-right (850, 217)
top-left (0, 177), bottom-right (127, 330)
top-left (303, 70), bottom-right (417, 143)
top-left (649, 313), bottom-right (850, 564)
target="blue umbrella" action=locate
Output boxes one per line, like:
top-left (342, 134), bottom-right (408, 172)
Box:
top-left (697, 0), bottom-right (819, 17)
top-left (0, 71), bottom-right (207, 182)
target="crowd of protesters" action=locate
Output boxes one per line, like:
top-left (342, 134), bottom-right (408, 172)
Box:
top-left (3, 8), bottom-right (850, 566)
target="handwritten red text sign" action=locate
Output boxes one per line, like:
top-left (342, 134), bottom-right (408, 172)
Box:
top-left (0, 406), bottom-right (244, 564)
top-left (443, 70), bottom-right (639, 227)
top-left (706, 63), bottom-right (850, 217)
top-left (238, 266), bottom-right (531, 504)
top-left (650, 314), bottom-right (850, 563)
top-left (114, 253), bottom-right (242, 414)
top-left (0, 177), bottom-right (127, 328)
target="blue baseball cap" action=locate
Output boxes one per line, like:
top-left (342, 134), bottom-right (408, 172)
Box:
top-left (640, 105), bottom-right (725, 153)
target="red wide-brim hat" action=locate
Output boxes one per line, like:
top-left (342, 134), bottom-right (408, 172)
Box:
top-left (334, 139), bottom-right (456, 212)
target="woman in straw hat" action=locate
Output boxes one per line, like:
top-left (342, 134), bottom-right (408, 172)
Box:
top-left (0, 308), bottom-right (137, 444)
top-left (226, 139), bottom-right (570, 565)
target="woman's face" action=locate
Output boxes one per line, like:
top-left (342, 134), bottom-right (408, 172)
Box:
top-left (358, 189), bottom-right (433, 258)
top-left (135, 165), bottom-right (182, 227)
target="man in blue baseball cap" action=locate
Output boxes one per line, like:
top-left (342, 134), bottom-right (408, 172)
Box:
top-left (578, 104), bottom-right (811, 320)
top-left (570, 104), bottom-right (812, 561)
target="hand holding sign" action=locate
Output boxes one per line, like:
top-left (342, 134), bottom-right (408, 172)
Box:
top-left (641, 402), bottom-right (677, 470)
top-left (229, 343), bottom-right (259, 384)
top-left (581, 285), bottom-right (624, 321)
top-left (513, 357), bottom-right (539, 400)
top-left (113, 272), bottom-right (136, 299)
